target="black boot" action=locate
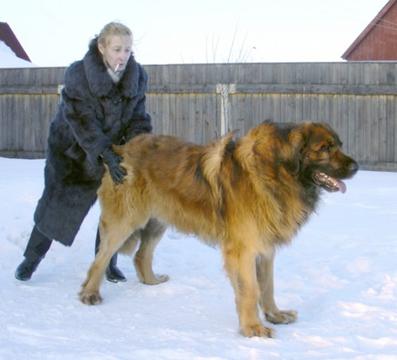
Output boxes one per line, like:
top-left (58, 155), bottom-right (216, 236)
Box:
top-left (15, 256), bottom-right (43, 281)
top-left (95, 227), bottom-right (126, 283)
top-left (105, 253), bottom-right (127, 283)
top-left (15, 226), bottom-right (52, 281)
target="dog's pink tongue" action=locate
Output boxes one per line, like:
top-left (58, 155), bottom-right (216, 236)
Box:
top-left (337, 179), bottom-right (346, 193)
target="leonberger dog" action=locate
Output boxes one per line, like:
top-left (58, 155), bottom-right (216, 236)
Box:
top-left (79, 121), bottom-right (358, 337)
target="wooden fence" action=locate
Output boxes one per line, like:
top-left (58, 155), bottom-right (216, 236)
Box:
top-left (1, 62), bottom-right (397, 170)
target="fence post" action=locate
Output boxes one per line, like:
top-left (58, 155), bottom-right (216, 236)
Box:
top-left (57, 84), bottom-right (64, 103)
top-left (216, 84), bottom-right (236, 135)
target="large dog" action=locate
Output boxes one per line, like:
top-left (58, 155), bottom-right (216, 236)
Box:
top-left (79, 121), bottom-right (358, 337)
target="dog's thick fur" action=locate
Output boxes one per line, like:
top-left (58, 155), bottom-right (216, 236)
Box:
top-left (79, 121), bottom-right (358, 337)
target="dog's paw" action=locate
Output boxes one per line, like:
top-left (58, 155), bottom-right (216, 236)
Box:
top-left (79, 289), bottom-right (103, 305)
top-left (266, 310), bottom-right (297, 324)
top-left (240, 323), bottom-right (274, 338)
top-left (143, 274), bottom-right (169, 285)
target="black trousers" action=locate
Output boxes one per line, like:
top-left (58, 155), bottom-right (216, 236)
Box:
top-left (23, 225), bottom-right (53, 259)
top-left (24, 225), bottom-right (117, 264)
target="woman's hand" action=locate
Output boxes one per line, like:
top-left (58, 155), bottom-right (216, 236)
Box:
top-left (101, 147), bottom-right (127, 184)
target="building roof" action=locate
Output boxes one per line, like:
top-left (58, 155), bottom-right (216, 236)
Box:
top-left (342, 0), bottom-right (397, 60)
top-left (0, 22), bottom-right (31, 62)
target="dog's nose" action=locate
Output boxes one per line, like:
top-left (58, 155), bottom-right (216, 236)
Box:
top-left (349, 161), bottom-right (359, 175)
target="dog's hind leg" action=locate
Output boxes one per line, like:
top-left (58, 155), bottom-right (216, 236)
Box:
top-left (79, 217), bottom-right (137, 305)
top-left (223, 245), bottom-right (273, 338)
top-left (256, 252), bottom-right (297, 324)
top-left (134, 218), bottom-right (169, 285)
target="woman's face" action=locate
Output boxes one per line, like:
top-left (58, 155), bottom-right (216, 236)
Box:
top-left (98, 34), bottom-right (132, 72)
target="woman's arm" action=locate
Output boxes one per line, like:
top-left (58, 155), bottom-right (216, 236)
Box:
top-left (61, 63), bottom-right (112, 165)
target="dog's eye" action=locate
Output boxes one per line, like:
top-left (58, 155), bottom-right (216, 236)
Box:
top-left (319, 144), bottom-right (330, 152)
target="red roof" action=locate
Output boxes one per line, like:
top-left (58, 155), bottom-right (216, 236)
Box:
top-left (342, 0), bottom-right (397, 60)
top-left (0, 22), bottom-right (31, 62)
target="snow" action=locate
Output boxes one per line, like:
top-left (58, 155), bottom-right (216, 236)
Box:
top-left (1, 157), bottom-right (397, 359)
top-left (0, 41), bottom-right (35, 68)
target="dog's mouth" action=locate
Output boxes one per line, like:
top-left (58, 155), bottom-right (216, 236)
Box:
top-left (312, 171), bottom-right (346, 193)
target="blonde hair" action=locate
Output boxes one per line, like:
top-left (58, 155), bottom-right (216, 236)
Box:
top-left (97, 22), bottom-right (133, 46)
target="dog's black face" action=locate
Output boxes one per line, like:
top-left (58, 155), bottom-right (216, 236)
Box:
top-left (300, 123), bottom-right (359, 193)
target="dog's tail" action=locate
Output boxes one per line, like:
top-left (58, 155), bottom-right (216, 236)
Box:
top-left (200, 130), bottom-right (237, 200)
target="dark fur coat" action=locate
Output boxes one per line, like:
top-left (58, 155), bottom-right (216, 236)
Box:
top-left (34, 38), bottom-right (152, 245)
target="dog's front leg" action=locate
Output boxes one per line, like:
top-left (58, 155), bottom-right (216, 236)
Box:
top-left (256, 252), bottom-right (297, 324)
top-left (223, 247), bottom-right (273, 338)
top-left (79, 246), bottom-right (114, 305)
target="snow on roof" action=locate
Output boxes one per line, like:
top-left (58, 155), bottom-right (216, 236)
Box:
top-left (0, 40), bottom-right (35, 68)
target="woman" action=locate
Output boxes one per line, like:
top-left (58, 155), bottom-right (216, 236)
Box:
top-left (15, 22), bottom-right (152, 282)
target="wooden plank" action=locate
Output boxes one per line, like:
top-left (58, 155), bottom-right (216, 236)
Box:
top-left (3, 83), bottom-right (397, 96)
top-left (0, 86), bottom-right (60, 95)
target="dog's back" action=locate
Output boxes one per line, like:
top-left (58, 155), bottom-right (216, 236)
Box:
top-left (100, 132), bottom-right (236, 245)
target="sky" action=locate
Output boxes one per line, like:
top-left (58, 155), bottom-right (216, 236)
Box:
top-left (1, 0), bottom-right (390, 67)
top-left (0, 41), bottom-right (34, 67)
top-left (1, 159), bottom-right (397, 359)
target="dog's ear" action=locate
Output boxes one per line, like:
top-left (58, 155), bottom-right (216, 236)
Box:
top-left (284, 127), bottom-right (306, 175)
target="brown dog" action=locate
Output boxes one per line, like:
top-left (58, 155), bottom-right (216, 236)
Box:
top-left (79, 121), bottom-right (358, 337)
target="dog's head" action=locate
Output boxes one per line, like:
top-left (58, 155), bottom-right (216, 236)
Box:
top-left (289, 122), bottom-right (359, 193)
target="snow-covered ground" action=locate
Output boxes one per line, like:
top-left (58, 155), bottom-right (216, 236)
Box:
top-left (1, 157), bottom-right (396, 359)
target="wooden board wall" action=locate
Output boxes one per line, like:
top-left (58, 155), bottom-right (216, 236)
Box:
top-left (1, 62), bottom-right (397, 170)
